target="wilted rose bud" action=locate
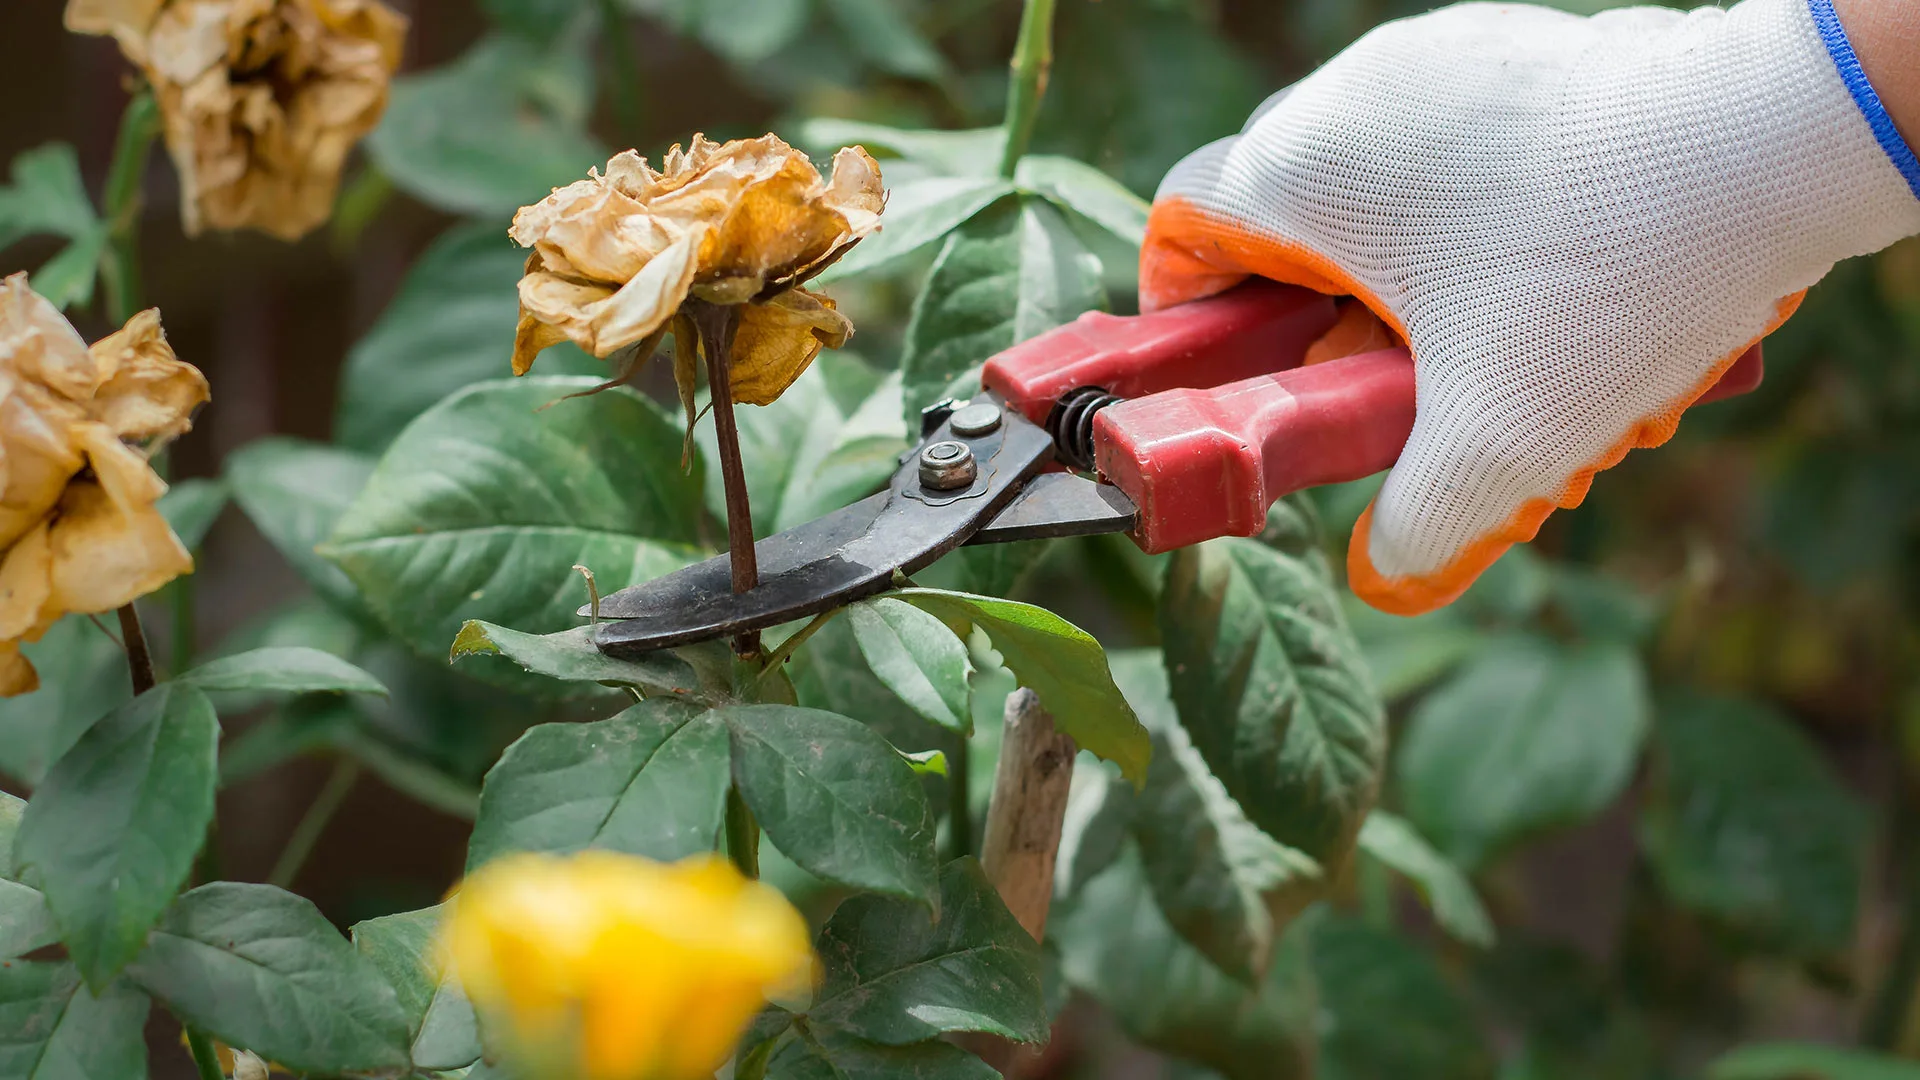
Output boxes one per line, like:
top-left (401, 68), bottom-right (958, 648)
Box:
top-left (441, 851), bottom-right (815, 1080)
top-left (507, 134), bottom-right (885, 416)
top-left (0, 274), bottom-right (209, 695)
top-left (65, 0), bottom-right (407, 241)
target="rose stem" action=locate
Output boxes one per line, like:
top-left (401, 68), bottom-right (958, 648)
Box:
top-left (997, 0), bottom-right (1058, 179)
top-left (691, 301), bottom-right (761, 657)
top-left (101, 90), bottom-right (160, 326)
top-left (116, 603), bottom-right (156, 695)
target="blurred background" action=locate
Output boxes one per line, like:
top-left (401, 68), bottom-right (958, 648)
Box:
top-left (4, 0), bottom-right (1919, 1076)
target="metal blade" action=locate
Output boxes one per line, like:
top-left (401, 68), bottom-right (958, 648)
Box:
top-left (965, 472), bottom-right (1137, 545)
top-left (589, 397), bottom-right (1055, 657)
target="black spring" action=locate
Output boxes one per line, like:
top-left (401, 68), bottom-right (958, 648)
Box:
top-left (1047, 386), bottom-right (1123, 472)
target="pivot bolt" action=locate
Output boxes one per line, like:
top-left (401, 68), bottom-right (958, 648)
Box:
top-left (948, 402), bottom-right (1003, 437)
top-left (919, 440), bottom-right (977, 491)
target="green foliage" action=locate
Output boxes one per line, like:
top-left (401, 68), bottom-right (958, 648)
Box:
top-left (1313, 917), bottom-right (1495, 1080)
top-left (224, 437), bottom-right (378, 618)
top-left (15, 684), bottom-right (218, 988)
top-left (351, 904), bottom-right (483, 1071)
top-left (126, 883), bottom-right (413, 1075)
top-left (1355, 811), bottom-right (1494, 948)
top-left (1641, 692), bottom-right (1868, 955)
top-left (1159, 498), bottom-right (1386, 867)
top-left (466, 701), bottom-right (730, 869)
top-left (1398, 633), bottom-right (1649, 868)
top-left (0, 962), bottom-right (149, 1080)
top-left (0, 618), bottom-right (129, 786)
top-left (449, 621), bottom-right (703, 696)
top-left (846, 598), bottom-right (973, 733)
top-left (177, 647), bottom-right (388, 696)
top-left (0, 144), bottom-right (107, 309)
top-left (1709, 1043), bottom-right (1920, 1080)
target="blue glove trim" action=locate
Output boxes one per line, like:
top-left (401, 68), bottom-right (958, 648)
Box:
top-left (1808, 0), bottom-right (1920, 201)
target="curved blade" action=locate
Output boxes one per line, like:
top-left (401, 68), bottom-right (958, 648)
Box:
top-left (590, 399), bottom-right (1055, 657)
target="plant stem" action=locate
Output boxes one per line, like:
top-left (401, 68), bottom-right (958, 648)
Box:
top-left (759, 608), bottom-right (840, 680)
top-left (267, 758), bottom-right (360, 890)
top-left (996, 0), bottom-right (1057, 178)
top-left (947, 732), bottom-right (973, 861)
top-left (116, 603), bottom-right (156, 695)
top-left (725, 786), bottom-right (760, 880)
top-left (184, 1028), bottom-right (224, 1080)
top-left (101, 91), bottom-right (160, 325)
top-left (689, 301), bottom-right (761, 656)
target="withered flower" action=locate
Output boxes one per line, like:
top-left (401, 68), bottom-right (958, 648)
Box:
top-left (508, 135), bottom-right (885, 419)
top-left (65, 0), bottom-right (407, 241)
top-left (0, 274), bottom-right (209, 696)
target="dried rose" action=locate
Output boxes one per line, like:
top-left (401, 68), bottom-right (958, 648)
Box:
top-left (507, 134), bottom-right (884, 414)
top-left (0, 274), bottom-right (209, 696)
top-left (65, 0), bottom-right (407, 241)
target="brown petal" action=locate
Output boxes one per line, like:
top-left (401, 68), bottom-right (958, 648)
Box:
top-left (0, 522), bottom-right (53, 642)
top-left (0, 643), bottom-right (37, 698)
top-left (87, 308), bottom-right (211, 443)
top-left (0, 385), bottom-right (86, 551)
top-left (63, 0), bottom-right (165, 56)
top-left (0, 273), bottom-right (103, 404)
top-left (517, 226), bottom-right (703, 360)
top-left (511, 308), bottom-right (574, 377)
top-left (728, 289), bottom-right (854, 407)
top-left (46, 430), bottom-right (190, 617)
top-left (825, 146), bottom-right (886, 239)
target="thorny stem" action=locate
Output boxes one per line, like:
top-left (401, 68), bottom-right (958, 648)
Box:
top-left (725, 786), bottom-right (760, 880)
top-left (102, 91), bottom-right (160, 325)
top-left (184, 1028), bottom-right (224, 1080)
top-left (268, 758), bottom-right (361, 890)
top-left (688, 300), bottom-right (761, 656)
top-left (116, 603), bottom-right (156, 695)
top-left (997, 0), bottom-right (1057, 178)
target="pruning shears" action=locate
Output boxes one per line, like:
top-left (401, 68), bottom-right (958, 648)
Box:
top-left (587, 281), bottom-right (1764, 659)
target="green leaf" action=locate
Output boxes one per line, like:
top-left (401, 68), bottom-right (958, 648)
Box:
top-left (0, 618), bottom-right (129, 786)
top-left (0, 962), bottom-right (148, 1080)
top-left (0, 144), bottom-right (98, 249)
top-left (468, 701), bottom-right (729, 869)
top-left (1055, 756), bottom-right (1135, 900)
top-left (846, 599), bottom-right (971, 733)
top-left (1110, 648), bottom-right (1321, 982)
top-left (789, 616), bottom-right (947, 756)
top-left (892, 588), bottom-right (1149, 785)
top-left (125, 882), bottom-right (412, 1075)
top-left (1013, 155), bottom-right (1149, 247)
top-left (177, 646), bottom-right (387, 696)
top-left (1356, 811), bottom-right (1494, 949)
top-left (325, 378), bottom-right (705, 684)
top-left (1052, 845), bottom-right (1316, 1080)
top-left (1640, 692), bottom-right (1868, 956)
top-left (337, 223), bottom-right (602, 451)
top-left (224, 438), bottom-right (377, 617)
top-left (351, 905), bottom-right (482, 1071)
top-left (0, 871), bottom-right (57, 961)
top-left (1708, 1043), bottom-right (1920, 1080)
top-left (897, 195), bottom-right (1106, 427)
top-left (1398, 634), bottom-right (1649, 868)
top-left (807, 858), bottom-right (1046, 1044)
top-left (723, 704), bottom-right (938, 904)
top-left (481, 0), bottom-right (590, 40)
top-left (450, 621), bottom-right (701, 696)
top-left (368, 36), bottom-right (605, 217)
top-left (15, 684), bottom-right (218, 989)
top-left (796, 120), bottom-right (1005, 179)
top-left (1341, 599), bottom-right (1484, 702)
top-left (767, 1028), bottom-right (998, 1080)
top-left (896, 748), bottom-right (947, 777)
top-left (156, 478), bottom-right (229, 551)
top-left (1158, 499), bottom-right (1386, 865)
top-left (1313, 917), bottom-right (1496, 1080)
top-left (817, 0), bottom-right (947, 79)
top-left (29, 227), bottom-right (108, 311)
top-left (819, 177), bottom-right (1015, 283)
top-left (0, 790), bottom-right (21, 877)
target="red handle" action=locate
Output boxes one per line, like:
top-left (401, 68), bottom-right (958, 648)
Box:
top-left (980, 281), bottom-right (1337, 423)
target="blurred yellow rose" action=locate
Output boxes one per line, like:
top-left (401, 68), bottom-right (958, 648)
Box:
top-left (442, 851), bottom-right (815, 1080)
top-left (507, 134), bottom-right (885, 415)
top-left (0, 273), bottom-right (209, 696)
top-left (65, 0), bottom-right (407, 241)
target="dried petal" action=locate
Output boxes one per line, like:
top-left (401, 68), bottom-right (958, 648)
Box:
top-left (729, 289), bottom-right (853, 407)
top-left (70, 0), bottom-right (408, 241)
top-left (88, 309), bottom-right (211, 442)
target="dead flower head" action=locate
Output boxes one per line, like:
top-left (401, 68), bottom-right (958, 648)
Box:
top-left (0, 274), bottom-right (209, 696)
top-left (65, 0), bottom-right (407, 241)
top-left (508, 134), bottom-right (885, 420)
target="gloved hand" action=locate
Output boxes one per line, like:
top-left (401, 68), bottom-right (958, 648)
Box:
top-left (1142, 0), bottom-right (1920, 615)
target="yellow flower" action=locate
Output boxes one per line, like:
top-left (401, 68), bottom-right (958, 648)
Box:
top-left (65, 0), bottom-right (407, 241)
top-left (0, 274), bottom-right (209, 696)
top-left (507, 134), bottom-right (885, 413)
top-left (442, 851), bottom-right (815, 1080)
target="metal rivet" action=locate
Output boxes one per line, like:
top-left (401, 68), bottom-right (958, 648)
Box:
top-left (948, 402), bottom-right (1003, 437)
top-left (919, 440), bottom-right (977, 491)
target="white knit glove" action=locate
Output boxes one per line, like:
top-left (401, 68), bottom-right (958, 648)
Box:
top-left (1143, 0), bottom-right (1920, 614)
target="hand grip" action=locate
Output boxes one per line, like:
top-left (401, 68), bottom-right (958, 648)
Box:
top-left (980, 281), bottom-right (1338, 423)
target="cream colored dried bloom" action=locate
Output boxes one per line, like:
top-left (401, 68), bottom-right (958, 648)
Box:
top-left (66, 0), bottom-right (406, 241)
top-left (0, 274), bottom-right (209, 696)
top-left (508, 134), bottom-right (885, 410)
